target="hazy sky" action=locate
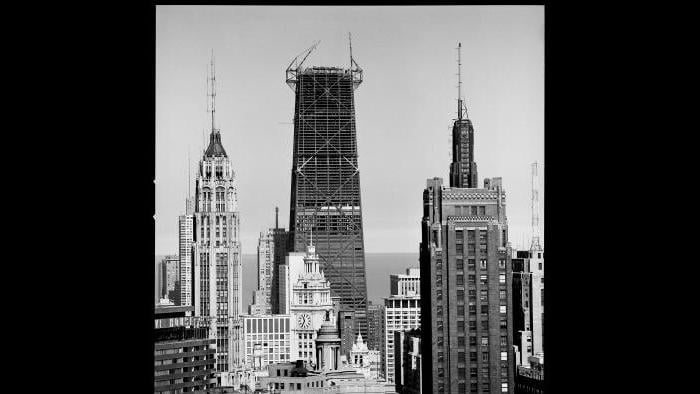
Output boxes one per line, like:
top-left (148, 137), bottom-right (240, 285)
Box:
top-left (156, 5), bottom-right (544, 255)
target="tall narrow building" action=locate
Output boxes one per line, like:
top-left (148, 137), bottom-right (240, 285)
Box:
top-left (179, 198), bottom-right (195, 309)
top-left (384, 268), bottom-right (421, 384)
top-left (256, 229), bottom-right (274, 314)
top-left (419, 43), bottom-right (514, 394)
top-left (285, 40), bottom-right (369, 338)
top-left (192, 55), bottom-right (242, 372)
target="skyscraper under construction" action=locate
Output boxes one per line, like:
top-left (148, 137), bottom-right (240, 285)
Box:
top-left (285, 40), bottom-right (369, 338)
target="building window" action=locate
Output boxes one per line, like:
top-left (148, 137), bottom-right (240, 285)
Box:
top-left (481, 337), bottom-right (488, 346)
top-left (501, 336), bottom-right (507, 346)
top-left (480, 275), bottom-right (487, 285)
top-left (499, 259), bottom-right (505, 269)
top-left (482, 352), bottom-right (489, 362)
top-left (457, 289), bottom-right (465, 300)
top-left (458, 351), bottom-right (466, 363)
top-left (499, 290), bottom-right (506, 299)
top-left (541, 289), bottom-right (544, 306)
top-left (438, 368), bottom-right (444, 378)
top-left (458, 321), bottom-right (465, 332)
top-left (459, 368), bottom-right (466, 379)
top-left (457, 275), bottom-right (464, 286)
top-left (458, 336), bottom-right (466, 346)
top-left (499, 274), bottom-right (506, 284)
top-left (480, 259), bottom-right (487, 269)
top-left (456, 244), bottom-right (464, 255)
top-left (469, 275), bottom-right (476, 284)
top-left (478, 206), bottom-right (486, 216)
top-left (500, 305), bottom-right (507, 314)
top-left (502, 383), bottom-right (509, 392)
top-left (480, 290), bottom-right (488, 301)
top-left (481, 305), bottom-right (488, 314)
top-left (457, 259), bottom-right (464, 270)
top-left (468, 259), bottom-right (476, 270)
top-left (500, 351), bottom-right (508, 361)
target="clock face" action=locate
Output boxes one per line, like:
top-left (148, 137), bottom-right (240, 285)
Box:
top-left (297, 313), bottom-right (311, 329)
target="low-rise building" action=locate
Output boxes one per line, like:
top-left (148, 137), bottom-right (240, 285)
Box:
top-left (349, 333), bottom-right (381, 381)
top-left (515, 353), bottom-right (544, 393)
top-left (236, 314), bottom-right (293, 369)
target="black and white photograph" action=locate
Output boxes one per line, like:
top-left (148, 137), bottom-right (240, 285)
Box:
top-left (154, 5), bottom-right (544, 393)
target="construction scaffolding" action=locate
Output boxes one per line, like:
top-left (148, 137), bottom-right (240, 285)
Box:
top-left (286, 41), bottom-right (369, 338)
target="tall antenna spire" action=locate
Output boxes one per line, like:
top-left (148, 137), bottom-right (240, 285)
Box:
top-left (207, 50), bottom-right (217, 133)
top-left (349, 32), bottom-right (353, 69)
top-left (456, 42), bottom-right (469, 120)
top-left (530, 162), bottom-right (542, 251)
top-left (457, 42), bottom-right (462, 120)
top-left (275, 207), bottom-right (279, 230)
top-left (188, 148), bottom-right (191, 198)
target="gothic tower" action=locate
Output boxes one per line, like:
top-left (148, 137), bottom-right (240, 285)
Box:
top-left (192, 54), bottom-right (242, 372)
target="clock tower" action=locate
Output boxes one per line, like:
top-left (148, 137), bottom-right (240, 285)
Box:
top-left (289, 239), bottom-right (334, 364)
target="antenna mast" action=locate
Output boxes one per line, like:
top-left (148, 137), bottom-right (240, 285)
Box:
top-left (458, 43), bottom-right (462, 120)
top-left (349, 32), bottom-right (353, 69)
top-left (207, 50), bottom-right (217, 133)
top-left (530, 162), bottom-right (542, 251)
top-left (188, 148), bottom-right (191, 198)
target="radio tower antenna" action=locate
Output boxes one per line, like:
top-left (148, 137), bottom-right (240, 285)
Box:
top-left (187, 148), bottom-right (190, 198)
top-left (457, 42), bottom-right (469, 120)
top-left (349, 32), bottom-right (353, 69)
top-left (530, 162), bottom-right (542, 251)
top-left (207, 50), bottom-right (217, 133)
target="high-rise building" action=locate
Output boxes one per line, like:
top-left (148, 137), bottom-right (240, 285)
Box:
top-left (155, 257), bottom-right (163, 305)
top-left (384, 268), bottom-right (421, 384)
top-left (161, 255), bottom-right (180, 304)
top-left (418, 43), bottom-right (514, 394)
top-left (338, 309), bottom-right (356, 361)
top-left (192, 55), bottom-right (242, 372)
top-left (249, 289), bottom-right (269, 315)
top-left (257, 229), bottom-right (274, 314)
top-left (154, 305), bottom-right (217, 393)
top-left (395, 328), bottom-right (422, 394)
top-left (511, 251), bottom-right (532, 367)
top-left (179, 212), bottom-right (194, 309)
top-left (270, 227), bottom-right (290, 314)
top-left (511, 247), bottom-right (544, 367)
top-left (285, 42), bottom-right (369, 339)
top-left (366, 301), bottom-right (386, 378)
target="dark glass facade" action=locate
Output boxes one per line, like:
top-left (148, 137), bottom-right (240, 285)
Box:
top-left (288, 67), bottom-right (368, 338)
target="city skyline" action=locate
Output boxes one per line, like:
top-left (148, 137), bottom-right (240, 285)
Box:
top-left (156, 5), bottom-right (544, 256)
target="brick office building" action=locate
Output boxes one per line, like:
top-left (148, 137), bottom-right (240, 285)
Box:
top-left (418, 46), bottom-right (514, 393)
